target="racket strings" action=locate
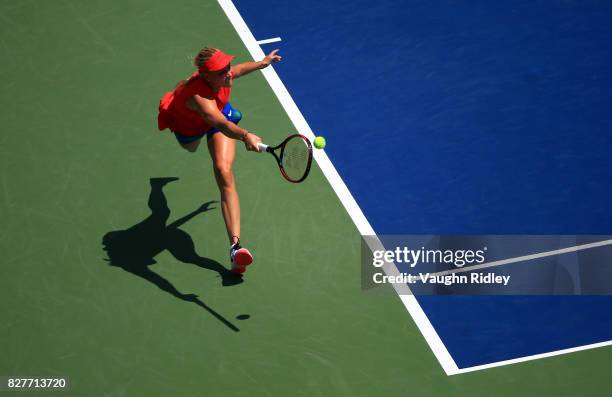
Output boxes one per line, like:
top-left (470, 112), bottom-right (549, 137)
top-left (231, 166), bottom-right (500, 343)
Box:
top-left (281, 138), bottom-right (310, 181)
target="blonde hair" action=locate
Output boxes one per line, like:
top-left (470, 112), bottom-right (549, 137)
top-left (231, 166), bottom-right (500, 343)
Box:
top-left (194, 47), bottom-right (218, 69)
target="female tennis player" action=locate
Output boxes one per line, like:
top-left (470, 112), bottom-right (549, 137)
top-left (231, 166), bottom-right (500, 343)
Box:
top-left (158, 47), bottom-right (281, 274)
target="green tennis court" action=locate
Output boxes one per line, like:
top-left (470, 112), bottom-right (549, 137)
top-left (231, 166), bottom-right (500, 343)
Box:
top-left (1, 1), bottom-right (611, 395)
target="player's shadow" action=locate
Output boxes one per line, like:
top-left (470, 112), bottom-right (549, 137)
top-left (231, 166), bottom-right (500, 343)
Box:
top-left (102, 177), bottom-right (243, 304)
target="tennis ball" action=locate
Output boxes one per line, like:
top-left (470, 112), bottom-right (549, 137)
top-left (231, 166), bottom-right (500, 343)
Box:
top-left (313, 136), bottom-right (326, 149)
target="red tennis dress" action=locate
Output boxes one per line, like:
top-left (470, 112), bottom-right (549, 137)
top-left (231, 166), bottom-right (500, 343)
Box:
top-left (157, 71), bottom-right (231, 136)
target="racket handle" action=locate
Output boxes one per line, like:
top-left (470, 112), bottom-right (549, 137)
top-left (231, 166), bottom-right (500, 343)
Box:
top-left (257, 143), bottom-right (269, 153)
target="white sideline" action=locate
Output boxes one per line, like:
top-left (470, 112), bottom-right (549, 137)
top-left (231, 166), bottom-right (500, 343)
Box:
top-left (217, 0), bottom-right (457, 375)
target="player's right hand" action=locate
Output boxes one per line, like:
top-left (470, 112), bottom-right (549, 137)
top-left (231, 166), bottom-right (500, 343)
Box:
top-left (244, 132), bottom-right (262, 151)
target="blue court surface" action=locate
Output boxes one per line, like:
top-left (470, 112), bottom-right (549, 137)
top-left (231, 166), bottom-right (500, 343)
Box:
top-left (229, 0), bottom-right (612, 372)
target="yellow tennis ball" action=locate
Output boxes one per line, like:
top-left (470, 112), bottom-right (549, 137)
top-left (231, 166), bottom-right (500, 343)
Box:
top-left (313, 136), bottom-right (326, 149)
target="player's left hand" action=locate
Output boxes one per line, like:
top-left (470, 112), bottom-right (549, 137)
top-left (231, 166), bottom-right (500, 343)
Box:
top-left (262, 49), bottom-right (282, 67)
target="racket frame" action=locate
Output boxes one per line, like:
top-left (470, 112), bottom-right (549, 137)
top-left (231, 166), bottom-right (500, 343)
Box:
top-left (258, 134), bottom-right (313, 183)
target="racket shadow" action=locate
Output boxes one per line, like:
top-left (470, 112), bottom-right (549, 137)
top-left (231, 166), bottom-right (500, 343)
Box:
top-left (101, 177), bottom-right (242, 331)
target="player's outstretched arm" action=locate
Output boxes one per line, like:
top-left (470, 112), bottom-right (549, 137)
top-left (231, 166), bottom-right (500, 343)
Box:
top-left (232, 49), bottom-right (282, 78)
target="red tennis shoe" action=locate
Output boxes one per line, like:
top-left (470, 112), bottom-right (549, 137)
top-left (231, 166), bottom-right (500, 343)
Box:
top-left (230, 243), bottom-right (253, 274)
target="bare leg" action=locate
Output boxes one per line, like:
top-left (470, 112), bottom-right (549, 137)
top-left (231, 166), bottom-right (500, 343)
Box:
top-left (207, 133), bottom-right (240, 245)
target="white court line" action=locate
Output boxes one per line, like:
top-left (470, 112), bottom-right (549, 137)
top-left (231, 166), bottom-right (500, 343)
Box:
top-left (453, 340), bottom-right (612, 374)
top-left (256, 37), bottom-right (282, 45)
top-left (218, 0), bottom-right (457, 376)
top-left (217, 0), bottom-right (612, 376)
top-left (431, 238), bottom-right (612, 278)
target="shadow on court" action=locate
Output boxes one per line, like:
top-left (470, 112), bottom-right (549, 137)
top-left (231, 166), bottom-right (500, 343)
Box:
top-left (101, 177), bottom-right (242, 332)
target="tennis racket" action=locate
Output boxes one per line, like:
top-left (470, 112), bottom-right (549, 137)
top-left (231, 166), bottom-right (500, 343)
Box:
top-left (257, 134), bottom-right (313, 183)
